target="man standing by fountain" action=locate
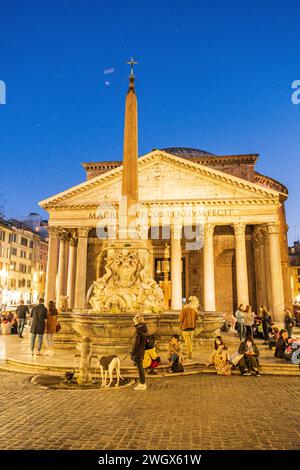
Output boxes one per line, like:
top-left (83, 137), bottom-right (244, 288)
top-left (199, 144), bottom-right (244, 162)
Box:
top-left (179, 297), bottom-right (199, 360)
top-left (131, 314), bottom-right (149, 390)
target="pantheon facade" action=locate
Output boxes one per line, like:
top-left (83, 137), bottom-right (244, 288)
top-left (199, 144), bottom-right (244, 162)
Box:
top-left (40, 146), bottom-right (291, 322)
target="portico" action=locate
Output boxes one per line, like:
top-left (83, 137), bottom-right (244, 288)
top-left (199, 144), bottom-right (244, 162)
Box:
top-left (42, 171), bottom-right (289, 322)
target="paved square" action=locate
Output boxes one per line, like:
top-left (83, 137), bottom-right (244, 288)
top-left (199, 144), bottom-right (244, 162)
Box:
top-left (0, 371), bottom-right (299, 450)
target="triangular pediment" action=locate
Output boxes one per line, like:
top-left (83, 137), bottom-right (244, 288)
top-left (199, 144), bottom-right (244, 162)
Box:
top-left (39, 150), bottom-right (279, 210)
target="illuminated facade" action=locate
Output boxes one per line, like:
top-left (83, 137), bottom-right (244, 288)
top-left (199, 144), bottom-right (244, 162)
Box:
top-left (0, 218), bottom-right (48, 306)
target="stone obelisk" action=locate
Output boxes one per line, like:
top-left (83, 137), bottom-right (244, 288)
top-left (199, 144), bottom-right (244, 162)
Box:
top-left (120, 58), bottom-right (138, 238)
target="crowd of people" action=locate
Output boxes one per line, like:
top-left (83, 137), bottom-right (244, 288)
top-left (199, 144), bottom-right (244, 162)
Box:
top-left (0, 298), bottom-right (59, 356)
top-left (1, 296), bottom-right (299, 390)
top-left (130, 301), bottom-right (299, 390)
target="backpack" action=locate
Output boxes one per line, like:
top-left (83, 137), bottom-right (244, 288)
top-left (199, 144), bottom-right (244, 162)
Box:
top-left (145, 335), bottom-right (155, 350)
top-left (171, 358), bottom-right (184, 373)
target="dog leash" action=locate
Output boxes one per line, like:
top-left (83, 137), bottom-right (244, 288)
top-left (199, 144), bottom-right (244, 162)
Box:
top-left (120, 354), bottom-right (129, 362)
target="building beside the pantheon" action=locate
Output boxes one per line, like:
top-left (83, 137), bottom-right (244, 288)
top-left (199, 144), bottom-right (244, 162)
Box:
top-left (0, 216), bottom-right (48, 306)
top-left (40, 74), bottom-right (291, 322)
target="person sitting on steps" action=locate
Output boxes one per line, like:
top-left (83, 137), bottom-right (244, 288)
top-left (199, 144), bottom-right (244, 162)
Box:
top-left (238, 336), bottom-right (261, 376)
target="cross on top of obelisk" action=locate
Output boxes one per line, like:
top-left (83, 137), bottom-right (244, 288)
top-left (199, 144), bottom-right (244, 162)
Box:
top-left (127, 57), bottom-right (137, 78)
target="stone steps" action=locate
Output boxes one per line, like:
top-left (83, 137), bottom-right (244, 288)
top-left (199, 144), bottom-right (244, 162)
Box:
top-left (1, 357), bottom-right (299, 377)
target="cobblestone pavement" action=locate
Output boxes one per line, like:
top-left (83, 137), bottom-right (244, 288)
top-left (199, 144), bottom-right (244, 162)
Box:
top-left (0, 371), bottom-right (299, 450)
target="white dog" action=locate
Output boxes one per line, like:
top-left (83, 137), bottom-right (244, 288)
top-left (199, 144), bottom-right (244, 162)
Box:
top-left (99, 355), bottom-right (123, 388)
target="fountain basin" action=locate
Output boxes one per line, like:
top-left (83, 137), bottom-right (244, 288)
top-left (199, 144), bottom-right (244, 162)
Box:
top-left (70, 310), bottom-right (224, 354)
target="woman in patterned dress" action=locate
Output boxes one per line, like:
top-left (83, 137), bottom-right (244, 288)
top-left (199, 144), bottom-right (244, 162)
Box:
top-left (211, 336), bottom-right (231, 376)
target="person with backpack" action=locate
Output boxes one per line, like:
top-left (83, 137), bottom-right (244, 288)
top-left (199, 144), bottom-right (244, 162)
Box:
top-left (168, 334), bottom-right (184, 373)
top-left (143, 335), bottom-right (160, 375)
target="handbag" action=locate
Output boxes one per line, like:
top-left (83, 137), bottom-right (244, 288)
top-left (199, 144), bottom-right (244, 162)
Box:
top-left (56, 322), bottom-right (62, 333)
top-left (229, 351), bottom-right (244, 366)
top-left (171, 358), bottom-right (184, 373)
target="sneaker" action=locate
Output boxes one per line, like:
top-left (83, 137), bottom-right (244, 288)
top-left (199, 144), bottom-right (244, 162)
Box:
top-left (35, 351), bottom-right (42, 356)
top-left (242, 370), bottom-right (251, 376)
top-left (19, 335), bottom-right (24, 338)
top-left (133, 383), bottom-right (147, 390)
top-left (255, 372), bottom-right (261, 377)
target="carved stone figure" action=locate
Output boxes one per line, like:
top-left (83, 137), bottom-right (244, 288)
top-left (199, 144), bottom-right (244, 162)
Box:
top-left (88, 247), bottom-right (163, 314)
top-left (58, 295), bottom-right (70, 312)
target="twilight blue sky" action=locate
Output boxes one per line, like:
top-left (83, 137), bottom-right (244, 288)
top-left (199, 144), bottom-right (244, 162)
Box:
top-left (0, 0), bottom-right (299, 242)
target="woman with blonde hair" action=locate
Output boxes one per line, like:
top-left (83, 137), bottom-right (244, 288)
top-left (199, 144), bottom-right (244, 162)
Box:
top-left (244, 305), bottom-right (254, 338)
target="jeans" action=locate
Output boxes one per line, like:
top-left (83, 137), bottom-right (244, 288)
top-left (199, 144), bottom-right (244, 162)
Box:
top-left (136, 361), bottom-right (145, 384)
top-left (245, 325), bottom-right (253, 338)
top-left (287, 328), bottom-right (293, 338)
top-left (238, 323), bottom-right (246, 341)
top-left (262, 323), bottom-right (269, 342)
top-left (18, 318), bottom-right (26, 336)
top-left (31, 333), bottom-right (44, 352)
top-left (239, 355), bottom-right (259, 373)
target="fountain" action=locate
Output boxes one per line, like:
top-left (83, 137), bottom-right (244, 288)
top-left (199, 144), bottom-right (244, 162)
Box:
top-left (68, 60), bottom-right (224, 384)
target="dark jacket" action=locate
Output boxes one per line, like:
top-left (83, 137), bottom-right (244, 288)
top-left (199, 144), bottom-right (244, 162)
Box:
top-left (262, 312), bottom-right (271, 327)
top-left (284, 315), bottom-right (296, 330)
top-left (17, 305), bottom-right (30, 320)
top-left (30, 304), bottom-right (48, 334)
top-left (131, 323), bottom-right (148, 363)
top-left (238, 341), bottom-right (260, 358)
top-left (275, 336), bottom-right (289, 358)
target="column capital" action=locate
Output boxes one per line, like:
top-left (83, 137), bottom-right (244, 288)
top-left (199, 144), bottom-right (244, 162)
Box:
top-left (69, 233), bottom-right (78, 247)
top-left (233, 222), bottom-right (246, 236)
top-left (267, 222), bottom-right (280, 235)
top-left (47, 226), bottom-right (60, 238)
top-left (252, 232), bottom-right (260, 249)
top-left (204, 223), bottom-right (215, 236)
top-left (253, 226), bottom-right (265, 245)
top-left (77, 227), bottom-right (90, 238)
top-left (58, 228), bottom-right (69, 242)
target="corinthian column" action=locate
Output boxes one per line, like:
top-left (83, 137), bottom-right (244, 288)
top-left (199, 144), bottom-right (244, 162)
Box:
top-left (66, 232), bottom-right (77, 310)
top-left (56, 229), bottom-right (68, 306)
top-left (233, 223), bottom-right (249, 306)
top-left (267, 222), bottom-right (285, 321)
top-left (45, 227), bottom-right (59, 306)
top-left (171, 224), bottom-right (182, 310)
top-left (252, 229), bottom-right (262, 308)
top-left (74, 227), bottom-right (90, 310)
top-left (203, 224), bottom-right (216, 311)
top-left (257, 229), bottom-right (267, 308)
